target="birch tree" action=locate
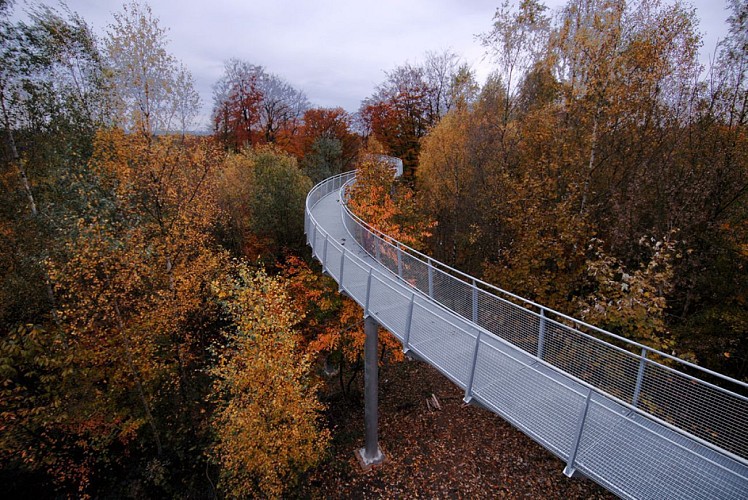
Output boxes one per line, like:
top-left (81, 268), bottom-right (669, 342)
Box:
top-left (106, 1), bottom-right (199, 137)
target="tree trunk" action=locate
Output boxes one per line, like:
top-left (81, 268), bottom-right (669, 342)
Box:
top-left (580, 115), bottom-right (598, 215)
top-left (1, 91), bottom-right (38, 217)
top-left (2, 89), bottom-right (59, 322)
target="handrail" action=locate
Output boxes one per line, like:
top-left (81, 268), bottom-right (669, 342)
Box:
top-left (310, 193), bottom-right (748, 467)
top-left (340, 175), bottom-right (747, 392)
top-left (314, 169), bottom-right (748, 466)
top-left (306, 168), bottom-right (748, 496)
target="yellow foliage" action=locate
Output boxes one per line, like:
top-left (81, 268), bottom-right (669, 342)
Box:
top-left (574, 234), bottom-right (679, 352)
top-left (210, 264), bottom-right (330, 498)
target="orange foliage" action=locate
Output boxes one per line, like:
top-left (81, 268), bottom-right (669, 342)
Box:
top-left (347, 152), bottom-right (433, 250)
top-left (210, 264), bottom-right (330, 497)
top-left (213, 72), bottom-right (263, 150)
top-left (46, 130), bottom-right (229, 483)
top-left (280, 256), bottom-right (403, 366)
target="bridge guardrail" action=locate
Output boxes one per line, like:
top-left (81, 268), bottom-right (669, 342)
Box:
top-left (305, 168), bottom-right (748, 498)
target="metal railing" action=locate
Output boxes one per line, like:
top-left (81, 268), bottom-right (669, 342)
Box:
top-left (305, 169), bottom-right (748, 498)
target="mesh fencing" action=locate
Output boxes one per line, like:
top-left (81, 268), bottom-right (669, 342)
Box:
top-left (306, 170), bottom-right (748, 497)
top-left (321, 172), bottom-right (748, 464)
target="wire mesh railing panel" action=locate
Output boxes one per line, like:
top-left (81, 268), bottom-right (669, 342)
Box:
top-left (477, 290), bottom-right (540, 354)
top-left (541, 320), bottom-right (642, 404)
top-left (639, 361), bottom-right (748, 460)
top-left (376, 239), bottom-right (399, 276)
top-left (325, 242), bottom-right (343, 281)
top-left (431, 267), bottom-right (474, 321)
top-left (367, 275), bottom-right (410, 342)
top-left (340, 253), bottom-right (370, 303)
top-left (471, 341), bottom-right (527, 396)
top-left (576, 400), bottom-right (748, 500)
top-left (407, 302), bottom-right (475, 387)
top-left (472, 345), bottom-right (587, 459)
top-left (406, 300), bottom-right (439, 349)
top-left (399, 251), bottom-right (430, 294)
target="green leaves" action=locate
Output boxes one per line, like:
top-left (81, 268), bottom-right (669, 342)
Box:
top-left (218, 145), bottom-right (311, 256)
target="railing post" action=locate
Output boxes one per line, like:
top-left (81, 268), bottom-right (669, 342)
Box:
top-left (364, 267), bottom-right (373, 318)
top-left (403, 292), bottom-right (415, 355)
top-left (632, 347), bottom-right (648, 407)
top-left (322, 234), bottom-right (329, 273)
top-left (397, 245), bottom-right (403, 279)
top-left (427, 259), bottom-right (434, 299)
top-left (564, 389), bottom-right (593, 477)
top-left (338, 247), bottom-right (346, 293)
top-left (472, 280), bottom-right (479, 324)
top-left (463, 328), bottom-right (483, 404)
top-left (311, 225), bottom-right (318, 258)
top-left (375, 237), bottom-right (381, 262)
top-left (538, 308), bottom-right (547, 359)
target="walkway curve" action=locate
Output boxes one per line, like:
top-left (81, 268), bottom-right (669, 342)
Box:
top-left (305, 168), bottom-right (748, 499)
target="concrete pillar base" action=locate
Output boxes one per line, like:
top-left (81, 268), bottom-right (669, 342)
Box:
top-left (355, 446), bottom-right (385, 472)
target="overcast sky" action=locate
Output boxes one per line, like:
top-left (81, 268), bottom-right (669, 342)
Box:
top-left (11, 0), bottom-right (735, 130)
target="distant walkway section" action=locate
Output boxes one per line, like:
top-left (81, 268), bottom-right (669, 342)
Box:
top-left (305, 170), bottom-right (748, 499)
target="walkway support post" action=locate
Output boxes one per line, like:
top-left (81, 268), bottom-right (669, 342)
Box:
top-left (357, 315), bottom-right (385, 468)
top-left (338, 247), bottom-right (346, 293)
top-left (427, 259), bottom-right (434, 299)
top-left (464, 328), bottom-right (483, 404)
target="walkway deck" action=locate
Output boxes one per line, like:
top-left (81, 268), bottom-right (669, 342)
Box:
top-left (306, 173), bottom-right (748, 500)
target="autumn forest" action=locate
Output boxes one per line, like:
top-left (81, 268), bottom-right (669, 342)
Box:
top-left (1, 0), bottom-right (746, 497)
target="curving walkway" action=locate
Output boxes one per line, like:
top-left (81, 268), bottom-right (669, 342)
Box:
top-left (305, 170), bottom-right (748, 499)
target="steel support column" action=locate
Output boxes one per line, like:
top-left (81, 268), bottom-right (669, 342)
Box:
top-left (357, 315), bottom-right (385, 468)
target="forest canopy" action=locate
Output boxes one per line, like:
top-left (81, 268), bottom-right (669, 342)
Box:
top-left (1, 0), bottom-right (746, 496)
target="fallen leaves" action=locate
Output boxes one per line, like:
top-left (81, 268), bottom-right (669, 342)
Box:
top-left (303, 357), bottom-right (614, 498)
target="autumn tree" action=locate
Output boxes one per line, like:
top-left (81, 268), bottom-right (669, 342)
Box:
top-left (210, 264), bottom-right (329, 498)
top-left (249, 146), bottom-right (312, 251)
top-left (362, 65), bottom-right (430, 177)
top-left (46, 131), bottom-right (229, 488)
top-left (422, 50), bottom-right (479, 121)
top-left (0, 4), bottom-right (123, 492)
top-left (296, 106), bottom-right (360, 181)
top-left (106, 1), bottom-right (200, 137)
top-left (173, 62), bottom-right (200, 136)
top-left (0, 3), bottom-right (109, 325)
top-left (280, 257), bottom-right (403, 398)
top-left (479, 0), bottom-right (550, 124)
top-left (415, 0), bottom-right (748, 376)
top-left (257, 69), bottom-right (309, 146)
top-left (212, 58), bottom-right (263, 149)
top-left (669, 0), bottom-right (748, 377)
top-left (347, 146), bottom-right (431, 249)
top-left (301, 135), bottom-right (343, 184)
top-left (360, 53), bottom-right (475, 178)
top-left (417, 105), bottom-right (477, 267)
top-left (2, 131), bottom-right (229, 494)
top-left (217, 145), bottom-right (312, 258)
top-left (212, 60), bottom-right (309, 150)
top-left (2, 1), bottom-right (363, 495)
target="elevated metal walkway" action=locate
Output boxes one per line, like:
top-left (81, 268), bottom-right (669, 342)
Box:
top-left (305, 170), bottom-right (748, 499)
